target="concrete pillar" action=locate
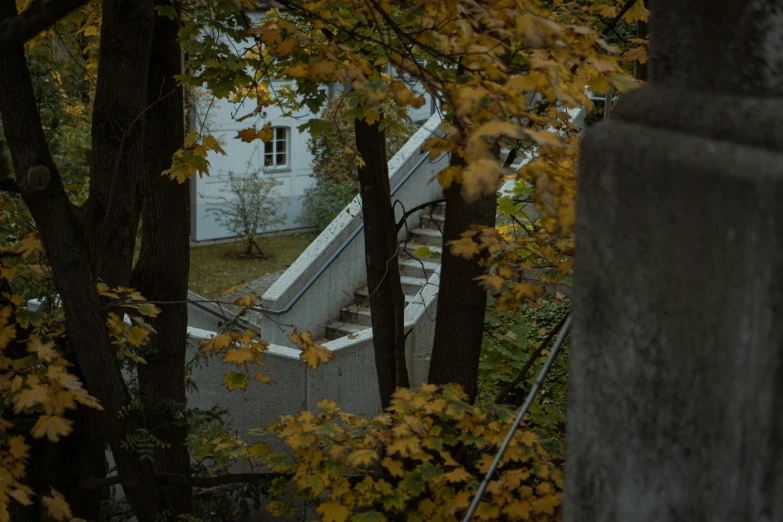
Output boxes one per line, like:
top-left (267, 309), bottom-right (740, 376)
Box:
top-left (565, 1), bottom-right (783, 521)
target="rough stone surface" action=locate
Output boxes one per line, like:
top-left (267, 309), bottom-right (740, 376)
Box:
top-left (566, 117), bottom-right (783, 521)
top-left (651, 0), bottom-right (783, 96)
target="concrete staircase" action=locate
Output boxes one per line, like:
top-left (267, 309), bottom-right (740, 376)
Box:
top-left (324, 202), bottom-right (445, 341)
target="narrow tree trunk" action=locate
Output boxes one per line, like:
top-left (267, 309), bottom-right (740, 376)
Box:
top-left (129, 1), bottom-right (192, 515)
top-left (635, 0), bottom-right (649, 81)
top-left (83, 0), bottom-right (155, 285)
top-left (427, 154), bottom-right (497, 402)
top-left (354, 117), bottom-right (408, 408)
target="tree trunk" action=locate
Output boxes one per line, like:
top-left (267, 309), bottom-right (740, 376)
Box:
top-left (427, 154), bottom-right (497, 402)
top-left (83, 0), bottom-right (155, 286)
top-left (354, 117), bottom-right (408, 408)
top-left (636, 0), bottom-right (649, 81)
top-left (129, 1), bottom-right (192, 516)
top-left (0, 2), bottom-right (169, 520)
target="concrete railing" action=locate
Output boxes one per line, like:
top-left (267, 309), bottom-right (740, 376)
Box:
top-left (253, 112), bottom-right (447, 347)
top-left (186, 268), bottom-right (440, 427)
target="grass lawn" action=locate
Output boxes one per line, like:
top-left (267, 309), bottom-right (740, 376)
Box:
top-left (189, 232), bottom-right (317, 298)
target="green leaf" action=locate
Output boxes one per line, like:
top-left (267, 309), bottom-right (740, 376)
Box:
top-left (352, 511), bottom-right (386, 522)
top-left (412, 246), bottom-right (432, 258)
top-left (221, 371), bottom-right (248, 391)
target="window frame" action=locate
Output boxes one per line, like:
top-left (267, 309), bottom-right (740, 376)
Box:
top-left (263, 126), bottom-right (291, 172)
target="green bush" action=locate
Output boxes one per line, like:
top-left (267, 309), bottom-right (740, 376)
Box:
top-left (297, 102), bottom-right (419, 231)
top-left (477, 294), bottom-right (571, 456)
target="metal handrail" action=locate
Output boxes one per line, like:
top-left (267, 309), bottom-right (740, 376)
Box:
top-left (186, 152), bottom-right (433, 318)
top-left (462, 314), bottom-right (573, 522)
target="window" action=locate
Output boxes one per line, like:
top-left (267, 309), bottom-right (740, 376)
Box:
top-left (264, 127), bottom-right (289, 170)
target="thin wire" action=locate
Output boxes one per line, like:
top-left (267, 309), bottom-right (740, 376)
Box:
top-left (462, 313), bottom-right (573, 522)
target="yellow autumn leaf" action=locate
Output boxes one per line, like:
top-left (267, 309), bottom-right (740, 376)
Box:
top-left (32, 415), bottom-right (72, 442)
top-left (364, 107), bottom-right (380, 125)
top-left (346, 449), bottom-right (379, 467)
top-left (522, 129), bottom-right (563, 148)
top-left (503, 499), bottom-right (533, 519)
top-left (276, 36), bottom-right (299, 56)
top-left (253, 372), bottom-right (275, 384)
top-left (126, 326), bottom-right (150, 347)
top-left (8, 436), bottom-right (29, 459)
top-left (532, 494), bottom-right (560, 515)
top-left (13, 384), bottom-right (49, 413)
top-left (27, 336), bottom-right (59, 362)
top-left (184, 131), bottom-right (199, 148)
top-left (449, 236), bottom-right (481, 258)
top-left (222, 348), bottom-right (255, 367)
top-left (316, 501), bottom-right (350, 522)
top-left (202, 135), bottom-right (226, 155)
top-left (237, 127), bottom-right (259, 143)
top-left (623, 0), bottom-right (649, 23)
top-left (42, 489), bottom-right (72, 521)
top-left (16, 234), bottom-right (43, 259)
top-left (258, 122), bottom-right (274, 143)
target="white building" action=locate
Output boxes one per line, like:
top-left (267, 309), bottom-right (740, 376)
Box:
top-left (187, 6), bottom-right (438, 242)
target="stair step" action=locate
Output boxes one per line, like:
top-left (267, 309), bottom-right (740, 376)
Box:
top-left (420, 212), bottom-right (445, 231)
top-left (400, 275), bottom-right (428, 295)
top-left (325, 321), bottom-right (369, 340)
top-left (340, 303), bottom-right (372, 326)
top-left (398, 258), bottom-right (439, 279)
top-left (355, 288), bottom-right (420, 306)
top-left (432, 201), bottom-right (447, 216)
top-left (409, 227), bottom-right (443, 245)
top-left (401, 242), bottom-right (443, 258)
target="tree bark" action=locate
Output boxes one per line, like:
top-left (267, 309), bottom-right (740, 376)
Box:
top-left (354, 117), bottom-right (408, 408)
top-left (83, 0), bottom-right (155, 286)
top-left (0, 1), bottom-right (169, 520)
top-left (635, 0), bottom-right (649, 81)
top-left (129, 1), bottom-right (192, 515)
top-left (427, 154), bottom-right (497, 402)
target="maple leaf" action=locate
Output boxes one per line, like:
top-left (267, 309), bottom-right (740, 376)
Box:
top-left (13, 384), bottom-right (49, 413)
top-left (316, 501), bottom-right (350, 522)
top-left (8, 486), bottom-right (33, 507)
top-left (222, 348), bottom-right (255, 367)
top-left (346, 449), bottom-right (379, 467)
top-left (8, 436), bottom-right (29, 459)
top-left (236, 127), bottom-right (258, 142)
top-left (382, 457), bottom-right (405, 477)
top-left (258, 122), bottom-right (274, 143)
top-left (32, 415), bottom-right (73, 442)
top-left (532, 494), bottom-right (559, 515)
top-left (254, 372), bottom-right (275, 384)
top-left (16, 233), bottom-right (43, 259)
top-left (136, 302), bottom-right (160, 318)
top-left (352, 511), bottom-right (386, 522)
top-left (27, 336), bottom-right (59, 362)
top-left (449, 236), bottom-right (481, 258)
top-left (222, 371), bottom-right (248, 391)
top-left (42, 489), bottom-right (72, 521)
top-left (503, 499), bottom-right (533, 519)
top-left (126, 326), bottom-right (150, 347)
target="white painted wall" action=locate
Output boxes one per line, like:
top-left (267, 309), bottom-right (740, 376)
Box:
top-left (189, 13), bottom-right (438, 242)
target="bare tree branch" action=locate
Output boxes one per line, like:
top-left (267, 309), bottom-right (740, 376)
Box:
top-left (0, 0), bottom-right (88, 55)
top-left (79, 472), bottom-right (286, 490)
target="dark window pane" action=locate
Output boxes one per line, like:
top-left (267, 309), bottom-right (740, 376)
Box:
top-left (276, 127), bottom-right (285, 140)
top-left (276, 153), bottom-right (285, 165)
top-left (264, 155), bottom-right (273, 166)
top-left (264, 141), bottom-right (273, 155)
top-left (276, 140), bottom-right (285, 153)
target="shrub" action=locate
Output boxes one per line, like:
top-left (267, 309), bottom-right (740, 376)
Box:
top-left (202, 171), bottom-right (287, 256)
